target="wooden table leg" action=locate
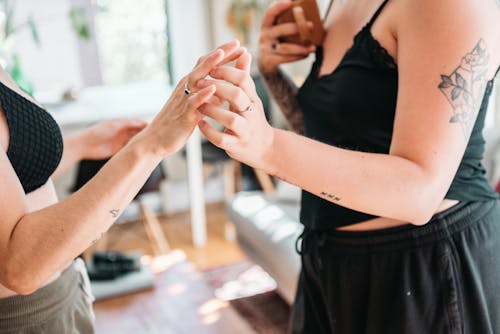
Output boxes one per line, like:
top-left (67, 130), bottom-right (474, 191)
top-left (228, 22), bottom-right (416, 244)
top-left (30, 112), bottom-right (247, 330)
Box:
top-left (139, 202), bottom-right (171, 256)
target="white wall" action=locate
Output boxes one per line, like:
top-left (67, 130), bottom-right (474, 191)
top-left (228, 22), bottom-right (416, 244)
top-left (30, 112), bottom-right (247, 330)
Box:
top-left (11, 0), bottom-right (84, 91)
top-left (166, 0), bottom-right (213, 81)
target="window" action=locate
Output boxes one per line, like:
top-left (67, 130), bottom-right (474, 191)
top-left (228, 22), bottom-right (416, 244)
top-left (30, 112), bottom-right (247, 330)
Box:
top-left (94, 0), bottom-right (171, 85)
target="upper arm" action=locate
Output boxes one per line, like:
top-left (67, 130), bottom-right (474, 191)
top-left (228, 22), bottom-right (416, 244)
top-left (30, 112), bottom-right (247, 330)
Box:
top-left (389, 0), bottom-right (499, 204)
top-left (0, 149), bottom-right (28, 261)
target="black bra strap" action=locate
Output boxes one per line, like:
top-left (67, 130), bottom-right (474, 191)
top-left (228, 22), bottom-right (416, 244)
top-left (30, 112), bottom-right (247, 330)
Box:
top-left (367, 0), bottom-right (391, 27)
top-left (494, 66), bottom-right (500, 79)
top-left (323, 0), bottom-right (334, 20)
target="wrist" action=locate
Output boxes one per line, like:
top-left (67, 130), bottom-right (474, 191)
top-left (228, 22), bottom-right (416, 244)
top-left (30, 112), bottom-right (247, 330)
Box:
top-left (126, 127), bottom-right (169, 161)
top-left (261, 127), bottom-right (281, 177)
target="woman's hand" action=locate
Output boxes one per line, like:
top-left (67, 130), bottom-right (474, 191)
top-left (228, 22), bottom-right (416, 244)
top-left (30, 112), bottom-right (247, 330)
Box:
top-left (136, 40), bottom-right (245, 157)
top-left (196, 51), bottom-right (276, 173)
top-left (80, 119), bottom-right (148, 160)
top-left (259, 0), bottom-right (316, 74)
top-left (52, 119), bottom-right (148, 179)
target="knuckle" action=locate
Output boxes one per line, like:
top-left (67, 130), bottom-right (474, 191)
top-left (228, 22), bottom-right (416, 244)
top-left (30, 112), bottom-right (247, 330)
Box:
top-left (187, 97), bottom-right (196, 108)
top-left (241, 133), bottom-right (251, 144)
top-left (236, 74), bottom-right (246, 87)
top-left (215, 137), bottom-right (226, 147)
top-left (228, 115), bottom-right (239, 129)
top-left (234, 90), bottom-right (245, 104)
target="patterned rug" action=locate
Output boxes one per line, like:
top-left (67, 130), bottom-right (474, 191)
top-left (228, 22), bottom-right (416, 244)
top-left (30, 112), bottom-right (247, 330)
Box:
top-left (203, 261), bottom-right (291, 334)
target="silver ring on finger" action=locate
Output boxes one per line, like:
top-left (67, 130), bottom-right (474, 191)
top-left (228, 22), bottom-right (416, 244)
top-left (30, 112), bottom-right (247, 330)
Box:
top-left (239, 103), bottom-right (253, 114)
top-left (184, 82), bottom-right (192, 95)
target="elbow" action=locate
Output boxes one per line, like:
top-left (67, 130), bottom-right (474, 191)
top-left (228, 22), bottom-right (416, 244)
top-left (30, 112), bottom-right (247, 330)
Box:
top-left (405, 188), bottom-right (444, 227)
top-left (408, 212), bottom-right (434, 227)
top-left (0, 261), bottom-right (44, 295)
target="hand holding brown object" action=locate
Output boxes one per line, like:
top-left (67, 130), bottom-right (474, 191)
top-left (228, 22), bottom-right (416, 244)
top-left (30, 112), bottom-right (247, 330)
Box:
top-left (258, 0), bottom-right (317, 74)
top-left (275, 0), bottom-right (325, 46)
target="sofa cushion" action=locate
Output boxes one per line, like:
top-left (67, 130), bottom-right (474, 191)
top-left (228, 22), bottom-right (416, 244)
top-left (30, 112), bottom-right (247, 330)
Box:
top-left (227, 192), bottom-right (302, 304)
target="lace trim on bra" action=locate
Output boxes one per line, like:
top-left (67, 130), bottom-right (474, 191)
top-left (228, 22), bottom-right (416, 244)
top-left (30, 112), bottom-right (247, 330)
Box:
top-left (359, 25), bottom-right (397, 70)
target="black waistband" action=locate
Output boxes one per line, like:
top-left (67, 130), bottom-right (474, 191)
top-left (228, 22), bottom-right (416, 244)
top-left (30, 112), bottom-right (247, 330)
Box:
top-left (296, 200), bottom-right (499, 255)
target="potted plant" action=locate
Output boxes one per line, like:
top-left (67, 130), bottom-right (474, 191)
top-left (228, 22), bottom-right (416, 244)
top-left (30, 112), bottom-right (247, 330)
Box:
top-left (0, 0), bottom-right (90, 94)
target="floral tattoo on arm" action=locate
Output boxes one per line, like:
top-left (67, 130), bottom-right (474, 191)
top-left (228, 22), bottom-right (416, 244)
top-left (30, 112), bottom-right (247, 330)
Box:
top-left (438, 39), bottom-right (490, 140)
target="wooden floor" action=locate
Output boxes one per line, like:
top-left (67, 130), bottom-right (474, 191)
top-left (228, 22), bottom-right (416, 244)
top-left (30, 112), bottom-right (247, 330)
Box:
top-left (92, 202), bottom-right (256, 333)
top-left (93, 253), bottom-right (256, 334)
top-left (101, 202), bottom-right (246, 270)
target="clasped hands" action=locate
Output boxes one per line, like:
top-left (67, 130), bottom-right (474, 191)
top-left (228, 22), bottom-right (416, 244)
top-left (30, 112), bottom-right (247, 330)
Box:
top-left (80, 40), bottom-right (276, 175)
top-left (189, 40), bottom-right (276, 174)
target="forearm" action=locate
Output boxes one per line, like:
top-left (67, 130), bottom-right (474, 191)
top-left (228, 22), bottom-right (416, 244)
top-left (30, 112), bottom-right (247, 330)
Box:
top-left (260, 66), bottom-right (305, 134)
top-left (6, 135), bottom-right (162, 293)
top-left (267, 129), bottom-right (444, 225)
top-left (51, 132), bottom-right (86, 180)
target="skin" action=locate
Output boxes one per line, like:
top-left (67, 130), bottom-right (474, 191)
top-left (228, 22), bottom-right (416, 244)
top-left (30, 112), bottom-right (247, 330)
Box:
top-left (198, 0), bottom-right (500, 230)
top-left (0, 40), bottom-right (245, 297)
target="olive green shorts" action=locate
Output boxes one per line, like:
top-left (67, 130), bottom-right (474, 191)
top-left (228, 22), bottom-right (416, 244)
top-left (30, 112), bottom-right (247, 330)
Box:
top-left (0, 259), bottom-right (95, 334)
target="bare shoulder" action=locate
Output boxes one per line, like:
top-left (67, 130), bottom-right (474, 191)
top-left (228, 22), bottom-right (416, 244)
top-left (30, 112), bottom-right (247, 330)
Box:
top-left (394, 0), bottom-right (500, 75)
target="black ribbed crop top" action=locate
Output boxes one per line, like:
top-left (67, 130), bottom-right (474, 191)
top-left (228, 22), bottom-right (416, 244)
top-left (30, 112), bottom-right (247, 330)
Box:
top-left (1, 81), bottom-right (63, 193)
top-left (297, 0), bottom-right (500, 230)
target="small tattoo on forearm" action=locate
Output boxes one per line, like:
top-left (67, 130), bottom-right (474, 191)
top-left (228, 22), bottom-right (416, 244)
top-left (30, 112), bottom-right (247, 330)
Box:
top-left (91, 232), bottom-right (105, 245)
top-left (110, 209), bottom-right (120, 218)
top-left (438, 39), bottom-right (490, 140)
top-left (320, 191), bottom-right (341, 202)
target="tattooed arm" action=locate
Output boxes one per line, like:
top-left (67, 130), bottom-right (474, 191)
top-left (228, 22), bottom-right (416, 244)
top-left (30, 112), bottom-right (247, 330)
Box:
top-left (0, 41), bottom-right (244, 294)
top-left (259, 66), bottom-right (305, 134)
top-left (201, 0), bottom-right (500, 226)
top-left (257, 1), bottom-right (317, 134)
top-left (264, 0), bottom-right (500, 224)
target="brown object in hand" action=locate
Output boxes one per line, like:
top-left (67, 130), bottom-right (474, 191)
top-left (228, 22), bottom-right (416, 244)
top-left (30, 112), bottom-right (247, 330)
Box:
top-left (275, 0), bottom-right (326, 46)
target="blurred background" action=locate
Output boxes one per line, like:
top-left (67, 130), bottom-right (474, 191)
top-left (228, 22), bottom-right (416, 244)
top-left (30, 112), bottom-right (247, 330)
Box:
top-left (1, 1), bottom-right (499, 333)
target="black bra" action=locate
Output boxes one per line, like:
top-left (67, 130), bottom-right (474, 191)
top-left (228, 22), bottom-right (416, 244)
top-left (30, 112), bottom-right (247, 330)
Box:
top-left (1, 82), bottom-right (63, 193)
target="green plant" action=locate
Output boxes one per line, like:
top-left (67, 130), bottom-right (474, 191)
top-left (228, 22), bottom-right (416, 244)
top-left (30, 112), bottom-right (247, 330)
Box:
top-left (0, 0), bottom-right (91, 93)
top-left (0, 0), bottom-right (40, 46)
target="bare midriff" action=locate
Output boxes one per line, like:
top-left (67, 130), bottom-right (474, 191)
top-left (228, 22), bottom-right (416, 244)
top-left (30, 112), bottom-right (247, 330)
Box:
top-left (337, 199), bottom-right (460, 231)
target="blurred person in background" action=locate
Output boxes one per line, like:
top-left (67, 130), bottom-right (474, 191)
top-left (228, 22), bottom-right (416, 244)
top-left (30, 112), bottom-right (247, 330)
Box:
top-left (196, 0), bottom-right (500, 332)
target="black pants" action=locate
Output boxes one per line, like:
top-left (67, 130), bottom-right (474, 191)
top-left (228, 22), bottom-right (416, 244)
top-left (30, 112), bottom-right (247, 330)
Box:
top-left (290, 200), bottom-right (500, 334)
